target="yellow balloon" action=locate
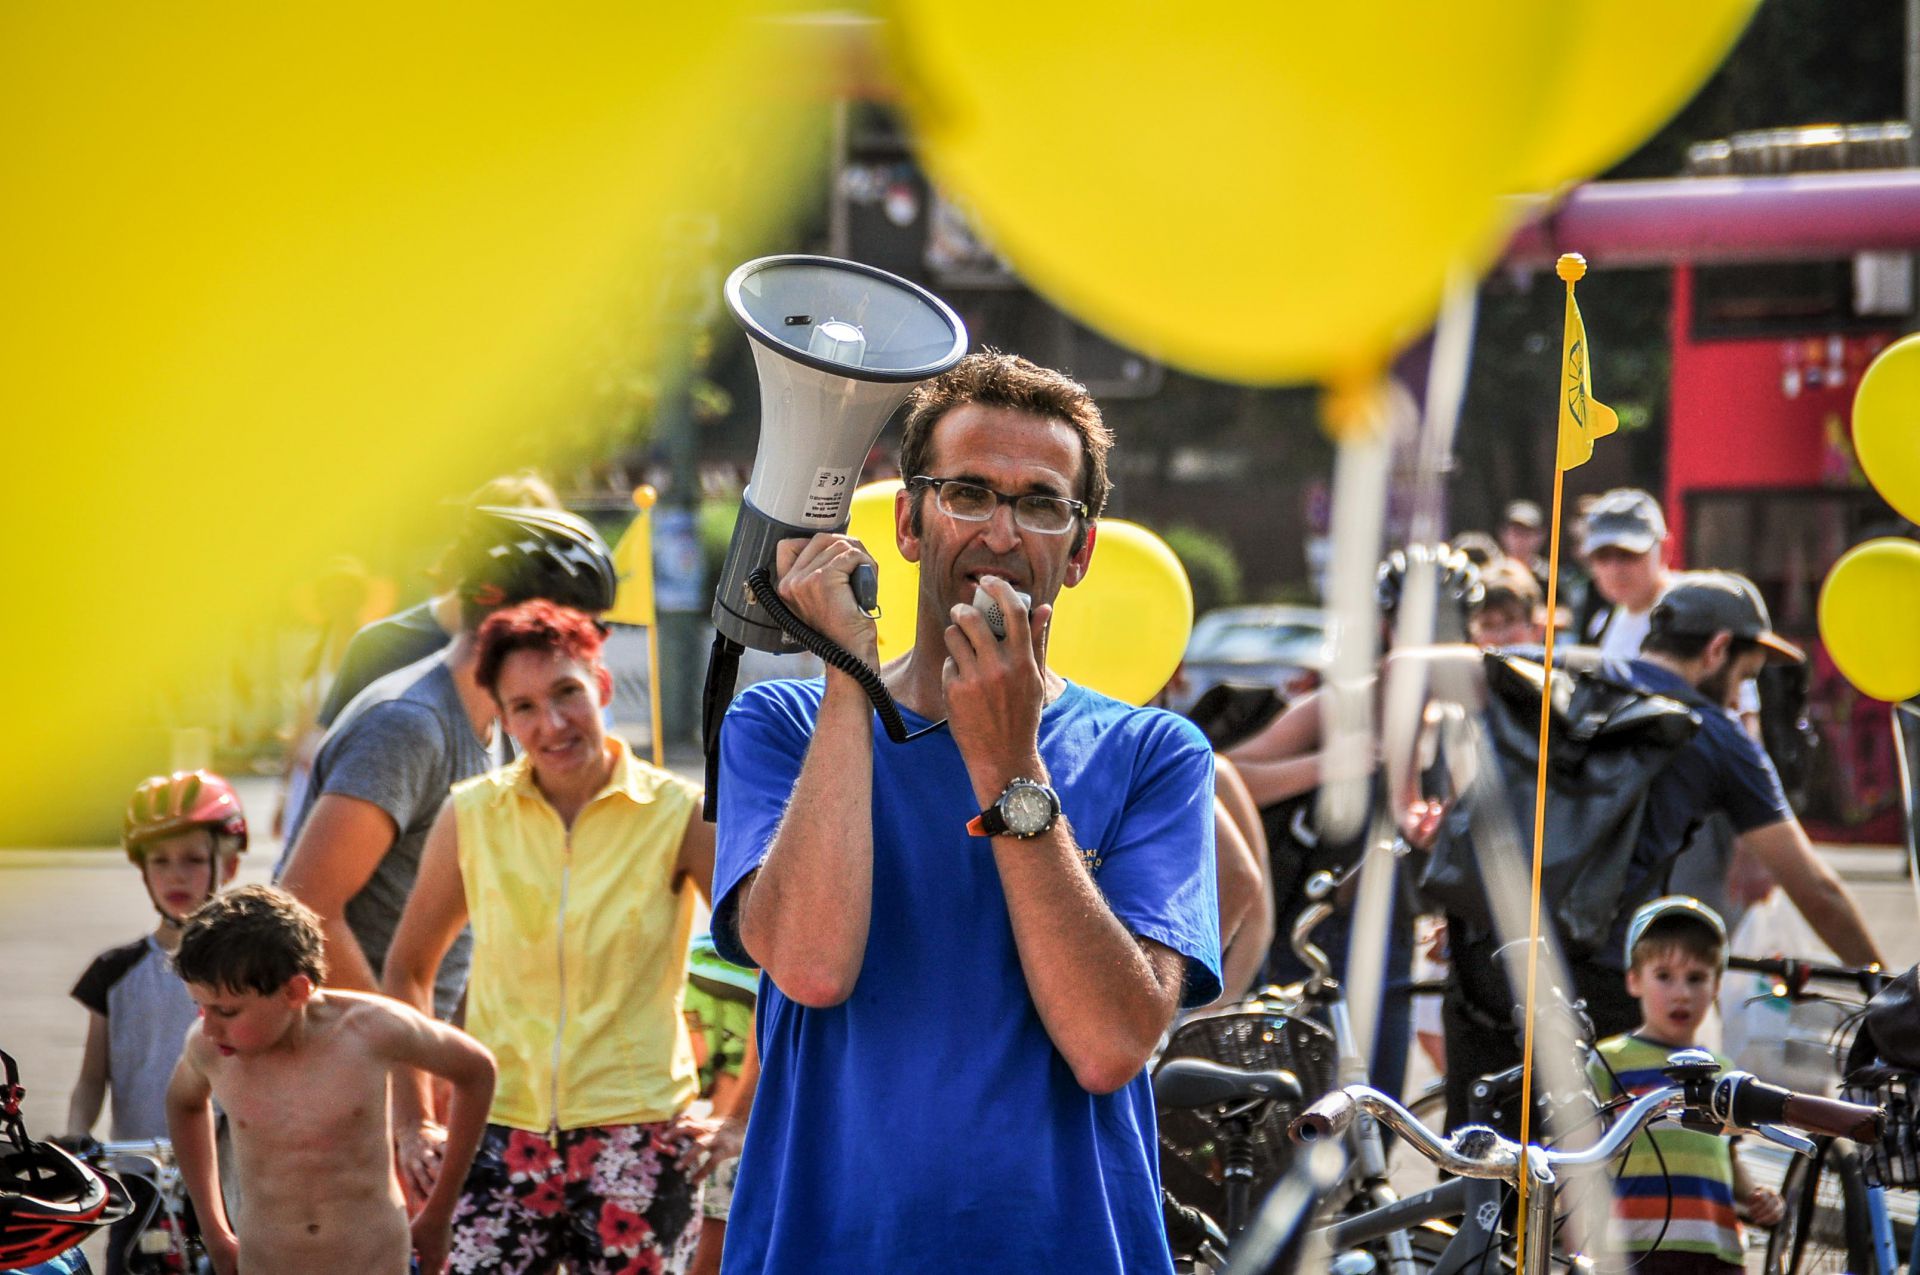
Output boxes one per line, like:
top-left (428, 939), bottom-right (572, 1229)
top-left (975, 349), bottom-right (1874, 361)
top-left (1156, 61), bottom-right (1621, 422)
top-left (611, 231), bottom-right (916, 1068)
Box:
top-left (1507, 1), bottom-right (1759, 192)
top-left (883, 5), bottom-right (1575, 383)
top-left (1852, 334), bottom-right (1920, 525)
top-left (2, 4), bottom-right (820, 844)
top-left (844, 482), bottom-right (1191, 705)
top-left (847, 480), bottom-right (922, 661)
top-left (1818, 539), bottom-right (1920, 702)
top-left (1048, 521), bottom-right (1193, 707)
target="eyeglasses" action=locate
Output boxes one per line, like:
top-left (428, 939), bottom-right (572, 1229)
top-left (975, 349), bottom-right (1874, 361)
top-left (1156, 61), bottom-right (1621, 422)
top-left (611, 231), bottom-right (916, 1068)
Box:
top-left (908, 476), bottom-right (1089, 535)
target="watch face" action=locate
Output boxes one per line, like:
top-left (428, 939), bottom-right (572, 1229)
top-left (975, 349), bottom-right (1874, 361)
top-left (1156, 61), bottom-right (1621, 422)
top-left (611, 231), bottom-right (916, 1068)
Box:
top-left (1003, 784), bottom-right (1055, 835)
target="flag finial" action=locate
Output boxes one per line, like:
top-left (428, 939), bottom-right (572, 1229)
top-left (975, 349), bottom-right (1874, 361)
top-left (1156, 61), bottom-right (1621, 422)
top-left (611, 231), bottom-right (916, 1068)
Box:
top-left (1556, 253), bottom-right (1588, 283)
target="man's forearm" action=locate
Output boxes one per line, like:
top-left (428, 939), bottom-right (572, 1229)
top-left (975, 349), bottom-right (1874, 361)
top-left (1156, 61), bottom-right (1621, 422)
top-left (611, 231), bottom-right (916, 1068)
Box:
top-left (992, 828), bottom-right (1179, 1093)
top-left (738, 673), bottom-right (876, 1007)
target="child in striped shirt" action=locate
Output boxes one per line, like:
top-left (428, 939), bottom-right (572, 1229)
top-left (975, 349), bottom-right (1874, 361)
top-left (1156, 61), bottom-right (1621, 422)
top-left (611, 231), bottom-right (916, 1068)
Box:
top-left (1589, 897), bottom-right (1783, 1275)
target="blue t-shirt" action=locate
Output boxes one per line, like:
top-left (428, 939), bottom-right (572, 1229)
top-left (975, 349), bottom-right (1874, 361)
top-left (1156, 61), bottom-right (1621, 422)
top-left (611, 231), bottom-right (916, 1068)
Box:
top-left (712, 678), bottom-right (1221, 1275)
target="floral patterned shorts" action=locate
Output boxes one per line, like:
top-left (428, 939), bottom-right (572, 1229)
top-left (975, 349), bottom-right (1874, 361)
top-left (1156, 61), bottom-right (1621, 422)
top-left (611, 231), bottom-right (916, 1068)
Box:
top-left (447, 1121), bottom-right (701, 1275)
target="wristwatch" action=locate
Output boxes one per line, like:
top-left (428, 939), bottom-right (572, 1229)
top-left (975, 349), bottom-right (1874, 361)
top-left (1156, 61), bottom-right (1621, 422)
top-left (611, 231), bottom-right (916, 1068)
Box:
top-left (967, 778), bottom-right (1061, 839)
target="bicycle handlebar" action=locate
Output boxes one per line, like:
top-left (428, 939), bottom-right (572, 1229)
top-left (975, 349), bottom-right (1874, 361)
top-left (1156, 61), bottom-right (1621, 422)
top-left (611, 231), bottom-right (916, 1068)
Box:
top-left (1291, 1069), bottom-right (1885, 1185)
top-left (1712, 1072), bottom-right (1885, 1143)
top-left (1726, 955), bottom-right (1886, 999)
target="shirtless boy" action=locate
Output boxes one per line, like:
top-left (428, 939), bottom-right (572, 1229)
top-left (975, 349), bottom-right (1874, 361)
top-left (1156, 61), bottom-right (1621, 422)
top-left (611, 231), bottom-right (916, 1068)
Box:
top-left (166, 885), bottom-right (494, 1275)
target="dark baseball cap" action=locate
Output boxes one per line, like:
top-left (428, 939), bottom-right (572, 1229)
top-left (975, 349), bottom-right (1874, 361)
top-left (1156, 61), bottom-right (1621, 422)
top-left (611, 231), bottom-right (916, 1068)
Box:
top-left (1650, 570), bottom-right (1806, 664)
top-left (1584, 488), bottom-right (1667, 554)
top-left (1503, 499), bottom-right (1544, 530)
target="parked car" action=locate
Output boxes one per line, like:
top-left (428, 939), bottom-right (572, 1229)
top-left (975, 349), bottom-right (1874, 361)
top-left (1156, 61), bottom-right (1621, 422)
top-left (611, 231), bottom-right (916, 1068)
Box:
top-left (1165, 604), bottom-right (1330, 719)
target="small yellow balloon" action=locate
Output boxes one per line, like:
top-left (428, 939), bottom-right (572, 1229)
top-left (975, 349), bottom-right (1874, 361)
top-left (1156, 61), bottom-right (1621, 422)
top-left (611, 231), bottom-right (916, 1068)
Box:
top-left (884, 5), bottom-right (1575, 383)
top-left (1506, 0), bottom-right (1760, 192)
top-left (1818, 538), bottom-right (1920, 702)
top-left (844, 481), bottom-right (1192, 705)
top-left (1048, 521), bottom-right (1193, 707)
top-left (1852, 335), bottom-right (1920, 525)
top-left (847, 480), bottom-right (921, 661)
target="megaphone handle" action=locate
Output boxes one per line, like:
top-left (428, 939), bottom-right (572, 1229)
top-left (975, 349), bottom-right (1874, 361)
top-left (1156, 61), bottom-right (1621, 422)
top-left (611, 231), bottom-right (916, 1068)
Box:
top-left (851, 563), bottom-right (879, 615)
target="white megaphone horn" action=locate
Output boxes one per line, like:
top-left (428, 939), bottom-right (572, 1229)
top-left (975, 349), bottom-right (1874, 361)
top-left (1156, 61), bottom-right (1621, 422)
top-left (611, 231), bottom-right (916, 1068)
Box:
top-left (712, 254), bottom-right (968, 652)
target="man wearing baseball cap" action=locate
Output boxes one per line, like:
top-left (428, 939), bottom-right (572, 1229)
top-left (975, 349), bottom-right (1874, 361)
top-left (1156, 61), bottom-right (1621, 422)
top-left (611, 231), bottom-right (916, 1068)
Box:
top-left (1582, 488), bottom-right (1673, 659)
top-left (1440, 570), bottom-right (1882, 1124)
top-left (1616, 571), bottom-right (1877, 983)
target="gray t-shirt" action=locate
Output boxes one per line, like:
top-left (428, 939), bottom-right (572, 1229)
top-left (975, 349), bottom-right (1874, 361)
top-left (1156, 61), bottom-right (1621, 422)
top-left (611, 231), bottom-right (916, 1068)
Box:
top-left (279, 654), bottom-right (495, 1017)
top-left (72, 936), bottom-right (198, 1140)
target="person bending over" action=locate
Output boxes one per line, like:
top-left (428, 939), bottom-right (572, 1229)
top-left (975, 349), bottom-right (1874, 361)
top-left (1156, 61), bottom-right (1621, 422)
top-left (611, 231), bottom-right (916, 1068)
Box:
top-left (166, 885), bottom-right (494, 1275)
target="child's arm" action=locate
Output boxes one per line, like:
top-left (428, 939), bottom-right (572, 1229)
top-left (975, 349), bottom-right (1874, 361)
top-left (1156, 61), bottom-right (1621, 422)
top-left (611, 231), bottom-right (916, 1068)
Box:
top-left (364, 1002), bottom-right (495, 1275)
top-left (1731, 1141), bottom-right (1785, 1225)
top-left (165, 1036), bottom-right (239, 1275)
top-left (64, 1011), bottom-right (110, 1139)
top-left (381, 800), bottom-right (471, 1201)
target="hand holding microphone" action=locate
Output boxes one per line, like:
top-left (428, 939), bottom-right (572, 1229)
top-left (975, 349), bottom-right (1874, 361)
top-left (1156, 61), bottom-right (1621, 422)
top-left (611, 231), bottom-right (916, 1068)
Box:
top-left (971, 580), bottom-right (1033, 640)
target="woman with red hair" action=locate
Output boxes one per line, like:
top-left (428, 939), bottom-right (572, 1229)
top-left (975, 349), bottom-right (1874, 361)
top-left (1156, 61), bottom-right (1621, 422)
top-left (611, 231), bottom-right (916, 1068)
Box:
top-left (385, 600), bottom-right (717, 1274)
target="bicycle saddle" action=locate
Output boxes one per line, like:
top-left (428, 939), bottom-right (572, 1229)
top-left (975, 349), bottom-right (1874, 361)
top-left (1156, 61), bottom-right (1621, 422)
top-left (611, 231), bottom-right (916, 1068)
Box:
top-left (1153, 1057), bottom-right (1303, 1110)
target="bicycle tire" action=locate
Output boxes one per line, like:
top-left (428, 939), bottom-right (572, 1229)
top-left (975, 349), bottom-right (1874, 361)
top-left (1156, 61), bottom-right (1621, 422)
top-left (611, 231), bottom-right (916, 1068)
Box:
top-left (1763, 1138), bottom-right (1874, 1275)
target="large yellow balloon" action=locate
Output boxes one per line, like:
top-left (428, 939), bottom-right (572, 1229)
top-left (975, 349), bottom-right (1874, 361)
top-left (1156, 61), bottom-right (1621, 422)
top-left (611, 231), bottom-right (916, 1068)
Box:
top-left (1507, 1), bottom-right (1759, 192)
top-left (1852, 335), bottom-right (1920, 525)
top-left (883, 6), bottom-right (1574, 384)
top-left (2, 5), bottom-right (822, 844)
top-left (1819, 539), bottom-right (1920, 702)
top-left (844, 481), bottom-right (1191, 705)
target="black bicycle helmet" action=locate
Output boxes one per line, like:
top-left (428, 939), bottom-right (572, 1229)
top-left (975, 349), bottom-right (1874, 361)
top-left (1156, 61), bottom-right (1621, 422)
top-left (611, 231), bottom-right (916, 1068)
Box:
top-left (454, 506), bottom-right (618, 621)
top-left (0, 1051), bottom-right (133, 1267)
top-left (1376, 543), bottom-right (1484, 641)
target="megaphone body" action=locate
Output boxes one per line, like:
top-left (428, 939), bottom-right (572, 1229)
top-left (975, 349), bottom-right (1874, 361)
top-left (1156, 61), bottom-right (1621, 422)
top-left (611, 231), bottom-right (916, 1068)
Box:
top-left (715, 255), bottom-right (968, 652)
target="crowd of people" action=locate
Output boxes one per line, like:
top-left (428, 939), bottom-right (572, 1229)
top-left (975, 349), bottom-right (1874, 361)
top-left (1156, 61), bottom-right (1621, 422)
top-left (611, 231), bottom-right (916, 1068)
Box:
top-left (33, 350), bottom-right (1897, 1275)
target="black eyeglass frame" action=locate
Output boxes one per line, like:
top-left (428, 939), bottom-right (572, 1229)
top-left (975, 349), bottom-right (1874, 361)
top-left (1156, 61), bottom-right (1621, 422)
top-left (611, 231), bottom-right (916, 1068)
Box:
top-left (906, 475), bottom-right (1090, 534)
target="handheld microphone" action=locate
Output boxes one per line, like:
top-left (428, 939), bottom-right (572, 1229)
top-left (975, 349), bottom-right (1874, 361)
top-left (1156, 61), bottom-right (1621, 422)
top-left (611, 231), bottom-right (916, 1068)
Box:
top-left (972, 583), bottom-right (1033, 640)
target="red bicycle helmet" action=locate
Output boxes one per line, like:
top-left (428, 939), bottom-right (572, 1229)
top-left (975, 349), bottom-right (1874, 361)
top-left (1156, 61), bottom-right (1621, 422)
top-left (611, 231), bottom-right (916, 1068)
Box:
top-left (0, 1050), bottom-right (134, 1266)
top-left (122, 770), bottom-right (249, 864)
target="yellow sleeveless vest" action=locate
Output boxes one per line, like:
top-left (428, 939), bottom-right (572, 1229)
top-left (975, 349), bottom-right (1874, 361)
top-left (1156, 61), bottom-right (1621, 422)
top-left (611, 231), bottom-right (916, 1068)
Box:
top-left (453, 738), bottom-right (700, 1132)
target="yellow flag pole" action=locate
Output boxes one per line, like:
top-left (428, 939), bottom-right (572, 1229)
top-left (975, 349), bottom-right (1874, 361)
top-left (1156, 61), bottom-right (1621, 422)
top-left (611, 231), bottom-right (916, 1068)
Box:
top-left (1513, 253), bottom-right (1595, 1269)
top-left (632, 485), bottom-right (666, 769)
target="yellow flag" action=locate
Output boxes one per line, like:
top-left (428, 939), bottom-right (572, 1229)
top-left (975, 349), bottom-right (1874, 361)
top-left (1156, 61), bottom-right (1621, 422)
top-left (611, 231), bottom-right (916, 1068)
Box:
top-left (1555, 253), bottom-right (1620, 471)
top-left (606, 487), bottom-right (658, 627)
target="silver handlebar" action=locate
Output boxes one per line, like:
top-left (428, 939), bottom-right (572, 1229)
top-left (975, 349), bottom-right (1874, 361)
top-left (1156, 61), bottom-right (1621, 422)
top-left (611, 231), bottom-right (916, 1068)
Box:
top-left (1292, 1083), bottom-right (1686, 1182)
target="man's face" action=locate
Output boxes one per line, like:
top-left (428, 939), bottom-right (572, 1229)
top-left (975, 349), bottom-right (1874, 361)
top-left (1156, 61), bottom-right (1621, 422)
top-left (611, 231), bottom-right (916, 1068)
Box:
top-left (1698, 641), bottom-right (1769, 709)
top-left (187, 977), bottom-right (310, 1058)
top-left (896, 403), bottom-right (1094, 626)
top-left (1588, 545), bottom-right (1664, 610)
top-left (1499, 521), bottom-right (1543, 562)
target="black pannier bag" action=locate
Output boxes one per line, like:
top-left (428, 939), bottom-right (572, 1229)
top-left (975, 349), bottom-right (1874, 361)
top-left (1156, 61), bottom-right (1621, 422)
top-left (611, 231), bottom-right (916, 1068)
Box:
top-left (1420, 651), bottom-right (1701, 960)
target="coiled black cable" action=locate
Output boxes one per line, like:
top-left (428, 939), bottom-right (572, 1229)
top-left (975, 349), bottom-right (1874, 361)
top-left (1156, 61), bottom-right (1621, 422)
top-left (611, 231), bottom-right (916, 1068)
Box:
top-left (745, 567), bottom-right (944, 743)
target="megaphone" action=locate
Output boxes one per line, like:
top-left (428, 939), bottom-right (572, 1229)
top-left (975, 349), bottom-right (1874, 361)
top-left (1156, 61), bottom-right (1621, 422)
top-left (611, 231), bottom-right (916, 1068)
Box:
top-left (713, 254), bottom-right (968, 652)
top-left (701, 256), bottom-right (967, 816)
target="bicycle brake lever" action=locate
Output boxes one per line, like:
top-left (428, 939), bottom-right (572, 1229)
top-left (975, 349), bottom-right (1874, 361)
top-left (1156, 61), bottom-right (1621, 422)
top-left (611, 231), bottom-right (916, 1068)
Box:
top-left (1753, 1123), bottom-right (1817, 1159)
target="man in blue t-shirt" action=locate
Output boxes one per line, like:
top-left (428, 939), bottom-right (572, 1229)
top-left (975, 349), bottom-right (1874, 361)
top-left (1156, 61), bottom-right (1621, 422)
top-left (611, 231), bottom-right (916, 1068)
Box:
top-left (712, 351), bottom-right (1220, 1274)
top-left (1442, 571), bottom-right (1882, 1126)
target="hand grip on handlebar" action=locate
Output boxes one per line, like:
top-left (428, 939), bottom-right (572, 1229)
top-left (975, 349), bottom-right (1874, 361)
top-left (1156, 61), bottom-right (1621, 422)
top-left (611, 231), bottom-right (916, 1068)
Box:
top-left (1714, 1072), bottom-right (1886, 1143)
top-left (1289, 1088), bottom-right (1357, 1144)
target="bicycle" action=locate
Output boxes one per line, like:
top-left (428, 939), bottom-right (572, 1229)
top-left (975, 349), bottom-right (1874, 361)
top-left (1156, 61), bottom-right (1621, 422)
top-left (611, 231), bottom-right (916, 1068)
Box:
top-left (1262, 1048), bottom-right (1886, 1275)
top-left (60, 1137), bottom-right (208, 1275)
top-left (1723, 953), bottom-right (1909, 1275)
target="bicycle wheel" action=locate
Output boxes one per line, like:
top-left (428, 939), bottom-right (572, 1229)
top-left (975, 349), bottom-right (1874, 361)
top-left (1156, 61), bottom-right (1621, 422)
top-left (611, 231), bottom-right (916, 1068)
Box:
top-left (1763, 1138), bottom-right (1874, 1275)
